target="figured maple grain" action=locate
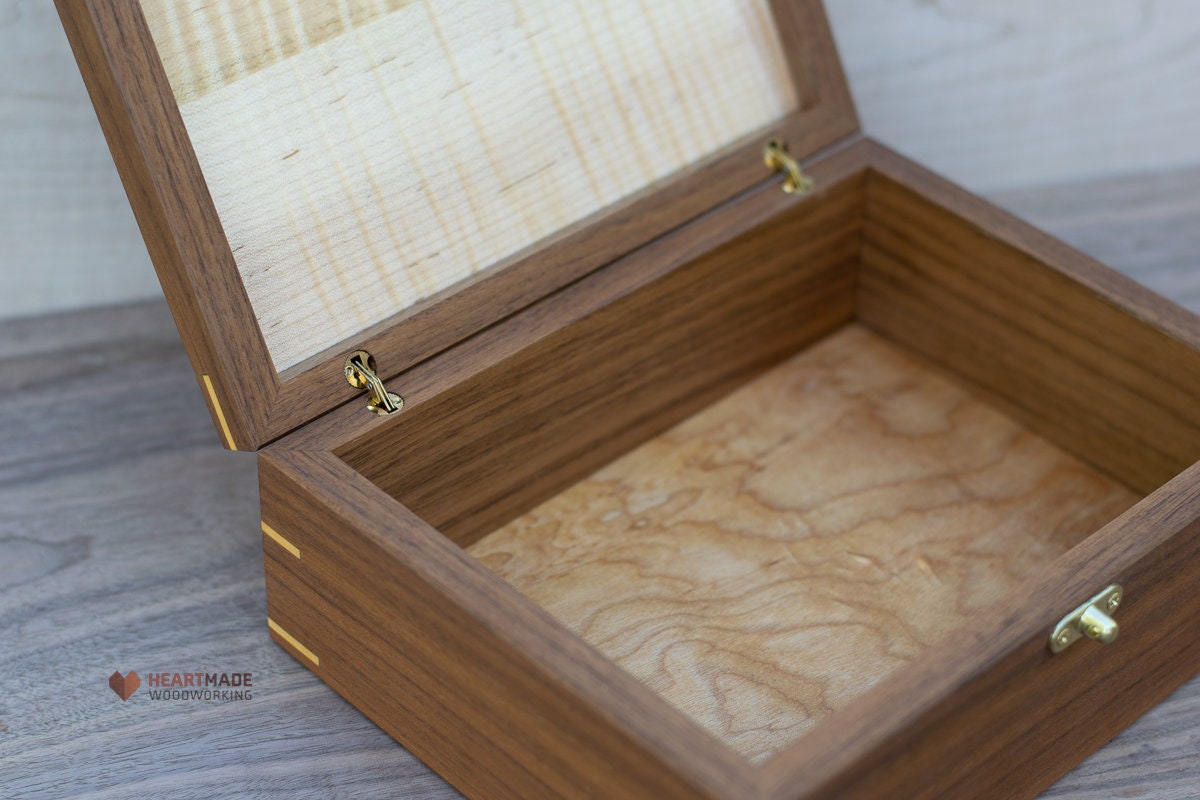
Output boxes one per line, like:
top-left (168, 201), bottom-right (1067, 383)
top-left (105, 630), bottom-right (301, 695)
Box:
top-left (467, 324), bottom-right (1140, 762)
top-left (56, 0), bottom-right (856, 449)
top-left (138, 0), bottom-right (798, 370)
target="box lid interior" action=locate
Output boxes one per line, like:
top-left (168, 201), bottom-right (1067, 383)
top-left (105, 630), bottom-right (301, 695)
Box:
top-left (60, 0), bottom-right (857, 449)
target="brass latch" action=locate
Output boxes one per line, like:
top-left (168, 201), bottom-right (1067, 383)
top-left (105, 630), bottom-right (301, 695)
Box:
top-left (1050, 584), bottom-right (1122, 653)
top-left (763, 139), bottom-right (814, 195)
top-left (344, 350), bottom-right (404, 415)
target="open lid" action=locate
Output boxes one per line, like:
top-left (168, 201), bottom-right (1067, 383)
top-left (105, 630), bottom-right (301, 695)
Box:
top-left (57, 0), bottom-right (856, 450)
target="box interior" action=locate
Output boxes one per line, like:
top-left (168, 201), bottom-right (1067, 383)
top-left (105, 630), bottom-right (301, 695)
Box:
top-left (335, 161), bottom-right (1198, 765)
top-left (465, 323), bottom-right (1136, 762)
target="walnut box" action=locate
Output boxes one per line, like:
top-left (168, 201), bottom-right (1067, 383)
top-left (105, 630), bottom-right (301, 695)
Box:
top-left (57, 0), bottom-right (1200, 797)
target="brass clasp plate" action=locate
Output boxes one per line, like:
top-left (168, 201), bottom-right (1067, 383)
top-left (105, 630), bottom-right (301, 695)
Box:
top-left (1050, 584), bottom-right (1123, 653)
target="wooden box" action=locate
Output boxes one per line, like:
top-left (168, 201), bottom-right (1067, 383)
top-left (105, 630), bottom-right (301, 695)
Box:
top-left (58, 1), bottom-right (1200, 797)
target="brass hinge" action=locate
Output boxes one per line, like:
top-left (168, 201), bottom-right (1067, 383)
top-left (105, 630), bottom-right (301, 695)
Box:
top-left (344, 350), bottom-right (404, 415)
top-left (763, 138), bottom-right (814, 195)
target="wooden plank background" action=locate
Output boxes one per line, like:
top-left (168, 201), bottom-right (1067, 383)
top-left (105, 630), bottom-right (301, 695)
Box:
top-left (3, 0), bottom-right (1198, 323)
top-left (1, 161), bottom-right (1199, 798)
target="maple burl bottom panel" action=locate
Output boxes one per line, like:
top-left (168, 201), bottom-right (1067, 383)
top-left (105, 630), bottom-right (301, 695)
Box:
top-left (465, 323), bottom-right (1139, 763)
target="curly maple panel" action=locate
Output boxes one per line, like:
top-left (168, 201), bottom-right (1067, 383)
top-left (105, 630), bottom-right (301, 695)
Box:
top-left (137, 0), bottom-right (796, 370)
top-left (467, 324), bottom-right (1140, 763)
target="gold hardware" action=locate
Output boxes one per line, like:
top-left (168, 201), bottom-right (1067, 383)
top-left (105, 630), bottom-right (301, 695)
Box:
top-left (763, 138), bottom-right (814, 194)
top-left (343, 350), bottom-right (403, 415)
top-left (1050, 584), bottom-right (1122, 653)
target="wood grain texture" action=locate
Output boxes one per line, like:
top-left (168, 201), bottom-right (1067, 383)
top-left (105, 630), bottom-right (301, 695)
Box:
top-left (760, 459), bottom-right (1200, 800)
top-left (260, 447), bottom-right (759, 800)
top-left (139, 0), bottom-right (799, 370)
top-left (272, 140), bottom-right (1200, 798)
top-left (257, 142), bottom-right (867, 800)
top-left (0, 302), bottom-right (451, 800)
top-left (858, 143), bottom-right (1200, 496)
top-left (279, 140), bottom-right (1200, 798)
top-left (334, 146), bottom-right (867, 547)
top-left (745, 143), bottom-right (1200, 800)
top-left (55, 0), bottom-right (272, 452)
top-left (15, 0), bottom-right (1200, 324)
top-left (3, 162), bottom-right (1200, 799)
top-left (468, 324), bottom-right (1139, 763)
top-left (55, 0), bottom-right (857, 450)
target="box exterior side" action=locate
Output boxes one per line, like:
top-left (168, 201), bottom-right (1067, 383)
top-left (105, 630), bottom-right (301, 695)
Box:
top-left (257, 448), bottom-right (755, 800)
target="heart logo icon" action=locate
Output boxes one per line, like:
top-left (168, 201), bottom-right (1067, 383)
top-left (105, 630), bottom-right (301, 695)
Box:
top-left (109, 670), bottom-right (140, 701)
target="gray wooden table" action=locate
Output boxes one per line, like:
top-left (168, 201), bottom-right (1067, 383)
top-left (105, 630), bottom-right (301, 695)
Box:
top-left (2, 167), bottom-right (1198, 799)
